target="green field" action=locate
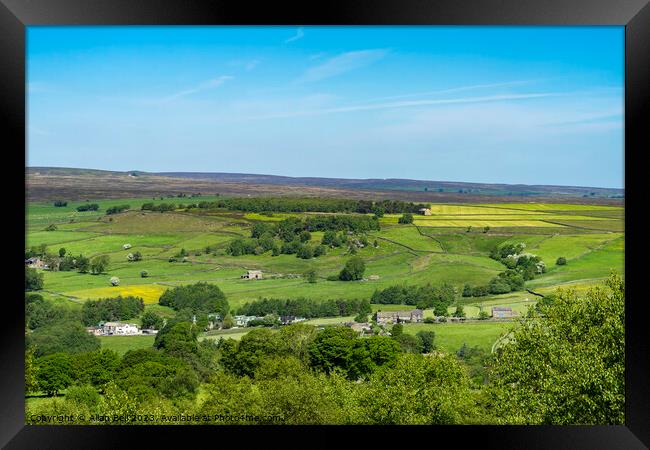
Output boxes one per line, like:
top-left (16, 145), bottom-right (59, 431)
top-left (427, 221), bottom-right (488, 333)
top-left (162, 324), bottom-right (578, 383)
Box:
top-left (27, 199), bottom-right (624, 354)
top-left (98, 335), bottom-right (156, 355)
top-left (403, 321), bottom-right (514, 353)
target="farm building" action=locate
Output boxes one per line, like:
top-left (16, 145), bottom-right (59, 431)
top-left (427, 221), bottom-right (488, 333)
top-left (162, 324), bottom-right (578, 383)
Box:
top-left (376, 309), bottom-right (424, 325)
top-left (418, 208), bottom-right (432, 216)
top-left (241, 270), bottom-right (263, 280)
top-left (103, 322), bottom-right (139, 335)
top-left (25, 257), bottom-right (48, 269)
top-left (345, 322), bottom-right (373, 334)
top-left (86, 326), bottom-right (103, 336)
top-left (234, 315), bottom-right (257, 327)
top-left (280, 316), bottom-right (307, 325)
top-left (123, 244), bottom-right (132, 250)
top-left (492, 306), bottom-right (514, 318)
top-left (368, 275), bottom-right (380, 281)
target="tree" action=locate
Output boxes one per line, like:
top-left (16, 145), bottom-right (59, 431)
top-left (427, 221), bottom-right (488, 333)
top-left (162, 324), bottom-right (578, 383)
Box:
top-left (158, 282), bottom-right (229, 316)
top-left (140, 270), bottom-right (149, 278)
top-left (299, 230), bottom-right (312, 243)
top-left (556, 257), bottom-right (567, 266)
top-left (398, 213), bottom-right (414, 224)
top-left (478, 310), bottom-right (490, 320)
top-left (453, 304), bottom-right (466, 318)
top-left (391, 323), bottom-right (403, 337)
top-left (35, 353), bottom-right (73, 396)
top-left (434, 303), bottom-right (448, 317)
top-left (354, 312), bottom-right (368, 323)
top-left (58, 248), bottom-right (67, 257)
top-left (358, 353), bottom-right (479, 424)
top-left (297, 245), bottom-right (314, 259)
top-left (90, 255), bottom-right (110, 274)
top-left (45, 224), bottom-right (58, 231)
top-left (76, 255), bottom-right (90, 273)
top-left (25, 267), bottom-right (44, 291)
top-left (141, 311), bottom-right (164, 330)
top-left (483, 226), bottom-right (490, 233)
top-left (307, 327), bottom-right (356, 375)
top-left (486, 273), bottom-right (624, 424)
top-left (154, 321), bottom-right (200, 358)
top-left (339, 256), bottom-right (366, 281)
top-left (71, 349), bottom-right (120, 389)
top-left (393, 333), bottom-right (422, 353)
top-left (222, 313), bottom-right (234, 329)
top-left (416, 331), bottom-right (435, 353)
top-left (27, 320), bottom-right (101, 357)
top-left (110, 277), bottom-right (120, 286)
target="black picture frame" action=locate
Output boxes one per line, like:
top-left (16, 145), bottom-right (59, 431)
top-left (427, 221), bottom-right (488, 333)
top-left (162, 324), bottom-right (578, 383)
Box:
top-left (2, 0), bottom-right (648, 447)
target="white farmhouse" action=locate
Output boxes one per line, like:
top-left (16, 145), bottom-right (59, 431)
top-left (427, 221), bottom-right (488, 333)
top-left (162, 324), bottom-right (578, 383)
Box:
top-left (103, 322), bottom-right (140, 335)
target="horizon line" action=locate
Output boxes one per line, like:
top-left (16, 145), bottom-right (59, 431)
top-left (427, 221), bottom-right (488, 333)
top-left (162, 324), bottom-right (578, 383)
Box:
top-left (26, 165), bottom-right (625, 192)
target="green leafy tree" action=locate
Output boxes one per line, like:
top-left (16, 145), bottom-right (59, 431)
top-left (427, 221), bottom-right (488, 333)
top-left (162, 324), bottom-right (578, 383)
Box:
top-left (416, 331), bottom-right (436, 353)
top-left (71, 349), bottom-right (120, 389)
top-left (453, 304), bottom-right (466, 318)
top-left (339, 256), bottom-right (366, 281)
top-left (154, 321), bottom-right (200, 358)
top-left (76, 255), bottom-right (90, 273)
top-left (391, 323), bottom-right (403, 337)
top-left (222, 313), bottom-right (234, 329)
top-left (360, 353), bottom-right (477, 424)
top-left (58, 248), bottom-right (66, 257)
top-left (556, 257), bottom-right (567, 266)
top-left (35, 353), bottom-right (73, 396)
top-left (398, 213), bottom-right (414, 224)
top-left (486, 273), bottom-right (625, 424)
top-left (393, 333), bottom-right (423, 353)
top-left (27, 320), bottom-right (101, 357)
top-left (141, 311), bottom-right (164, 330)
top-left (158, 282), bottom-right (229, 316)
top-left (90, 255), bottom-right (110, 274)
top-left (25, 267), bottom-right (44, 291)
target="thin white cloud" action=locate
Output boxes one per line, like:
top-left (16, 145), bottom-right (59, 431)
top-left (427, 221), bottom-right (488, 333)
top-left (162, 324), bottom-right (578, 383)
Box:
top-left (297, 49), bottom-right (389, 83)
top-left (353, 79), bottom-right (542, 104)
top-left (284, 27), bottom-right (305, 44)
top-left (159, 76), bottom-right (233, 103)
top-left (246, 92), bottom-right (561, 120)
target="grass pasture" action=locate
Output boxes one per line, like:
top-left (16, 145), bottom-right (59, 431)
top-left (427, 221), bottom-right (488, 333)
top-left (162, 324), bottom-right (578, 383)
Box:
top-left (99, 335), bottom-right (156, 355)
top-left (26, 197), bottom-right (624, 356)
top-left (403, 321), bottom-right (514, 353)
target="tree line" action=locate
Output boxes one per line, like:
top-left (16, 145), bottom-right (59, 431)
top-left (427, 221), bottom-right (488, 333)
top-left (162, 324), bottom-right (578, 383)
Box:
top-left (462, 242), bottom-right (546, 297)
top-left (195, 197), bottom-right (429, 214)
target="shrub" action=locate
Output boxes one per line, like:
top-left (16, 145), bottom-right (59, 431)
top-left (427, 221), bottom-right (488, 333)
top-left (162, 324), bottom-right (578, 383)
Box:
top-left (25, 267), bottom-right (44, 291)
top-left (556, 257), bottom-right (567, 266)
top-left (339, 257), bottom-right (365, 281)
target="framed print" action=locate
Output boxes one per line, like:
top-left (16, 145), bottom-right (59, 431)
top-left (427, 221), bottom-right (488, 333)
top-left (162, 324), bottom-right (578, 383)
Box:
top-left (2, 0), bottom-right (648, 447)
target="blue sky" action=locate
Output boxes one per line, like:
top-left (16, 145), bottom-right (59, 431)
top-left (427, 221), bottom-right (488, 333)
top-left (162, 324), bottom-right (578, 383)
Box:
top-left (27, 26), bottom-right (624, 188)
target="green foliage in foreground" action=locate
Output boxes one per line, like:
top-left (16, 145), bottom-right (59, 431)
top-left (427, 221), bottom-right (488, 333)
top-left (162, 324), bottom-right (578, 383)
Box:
top-left (25, 275), bottom-right (624, 425)
top-left (485, 272), bottom-right (624, 424)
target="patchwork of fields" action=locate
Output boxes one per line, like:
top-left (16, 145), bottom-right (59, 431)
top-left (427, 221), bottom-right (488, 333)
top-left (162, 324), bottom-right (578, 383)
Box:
top-left (27, 199), bottom-right (624, 354)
